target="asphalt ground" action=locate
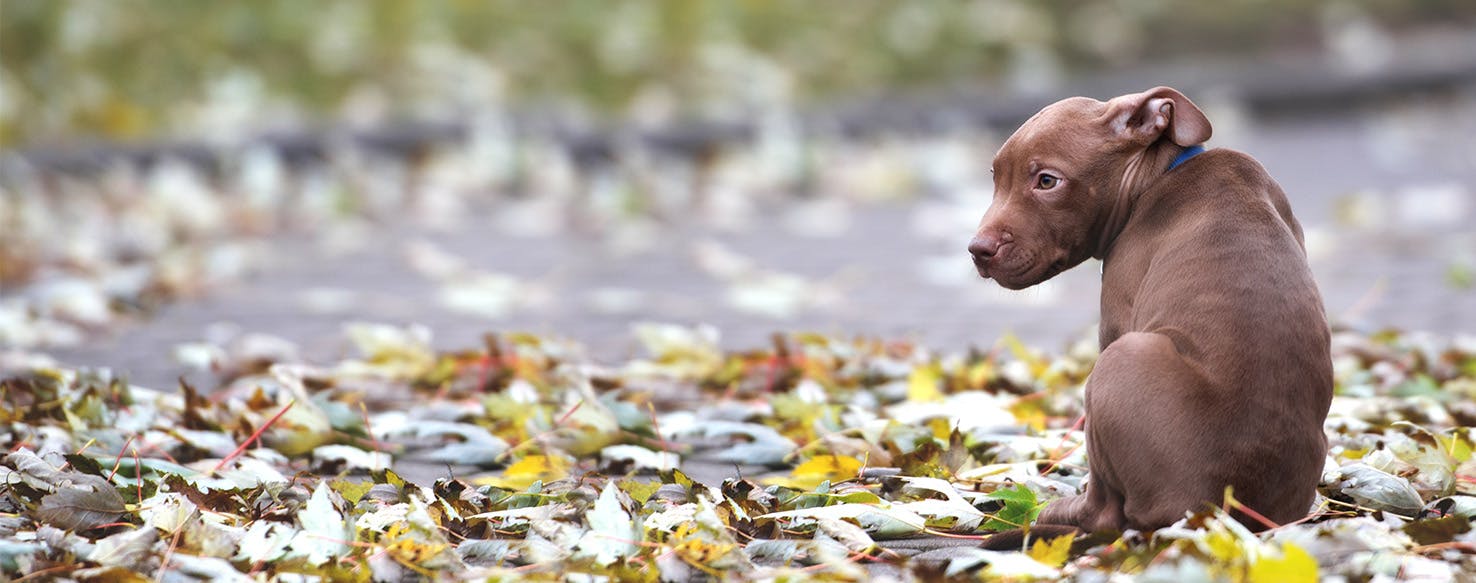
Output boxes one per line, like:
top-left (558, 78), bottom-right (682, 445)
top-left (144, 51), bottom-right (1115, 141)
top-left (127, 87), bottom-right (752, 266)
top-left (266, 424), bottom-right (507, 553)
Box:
top-left (39, 96), bottom-right (1476, 389)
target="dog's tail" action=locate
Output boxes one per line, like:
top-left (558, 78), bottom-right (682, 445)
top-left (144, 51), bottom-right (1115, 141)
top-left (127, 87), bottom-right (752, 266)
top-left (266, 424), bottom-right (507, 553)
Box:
top-left (978, 525), bottom-right (1083, 551)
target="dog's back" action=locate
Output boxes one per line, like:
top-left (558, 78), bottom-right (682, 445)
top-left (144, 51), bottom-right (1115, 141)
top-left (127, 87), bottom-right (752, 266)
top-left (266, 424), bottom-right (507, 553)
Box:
top-left (1100, 148), bottom-right (1333, 524)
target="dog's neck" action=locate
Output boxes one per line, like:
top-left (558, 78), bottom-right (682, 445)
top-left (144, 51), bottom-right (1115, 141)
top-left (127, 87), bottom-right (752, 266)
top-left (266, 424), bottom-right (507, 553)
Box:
top-left (1093, 142), bottom-right (1203, 260)
top-left (1168, 144), bottom-right (1206, 171)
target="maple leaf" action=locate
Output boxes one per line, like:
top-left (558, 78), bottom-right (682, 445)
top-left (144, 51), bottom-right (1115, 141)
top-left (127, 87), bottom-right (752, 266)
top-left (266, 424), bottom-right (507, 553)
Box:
top-left (1027, 534), bottom-right (1073, 568)
top-left (982, 483), bottom-right (1042, 531)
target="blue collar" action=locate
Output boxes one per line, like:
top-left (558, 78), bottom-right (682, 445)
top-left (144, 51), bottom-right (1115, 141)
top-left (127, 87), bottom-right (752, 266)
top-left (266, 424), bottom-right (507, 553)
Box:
top-left (1168, 144), bottom-right (1205, 171)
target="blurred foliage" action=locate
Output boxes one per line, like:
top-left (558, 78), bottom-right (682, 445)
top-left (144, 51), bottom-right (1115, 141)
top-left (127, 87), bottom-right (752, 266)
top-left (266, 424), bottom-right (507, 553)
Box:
top-left (2, 0), bottom-right (1475, 147)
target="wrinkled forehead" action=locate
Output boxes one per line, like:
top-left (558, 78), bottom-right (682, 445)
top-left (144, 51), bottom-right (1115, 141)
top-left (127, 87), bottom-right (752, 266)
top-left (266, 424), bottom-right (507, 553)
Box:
top-left (993, 96), bottom-right (1105, 164)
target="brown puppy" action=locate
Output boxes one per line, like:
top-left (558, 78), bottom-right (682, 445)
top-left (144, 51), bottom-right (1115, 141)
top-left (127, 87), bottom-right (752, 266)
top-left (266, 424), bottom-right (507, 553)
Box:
top-left (970, 87), bottom-right (1333, 537)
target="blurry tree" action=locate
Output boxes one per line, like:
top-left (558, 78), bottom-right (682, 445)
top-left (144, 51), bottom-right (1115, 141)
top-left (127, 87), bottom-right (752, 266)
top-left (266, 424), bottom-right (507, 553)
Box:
top-left (2, 0), bottom-right (1473, 147)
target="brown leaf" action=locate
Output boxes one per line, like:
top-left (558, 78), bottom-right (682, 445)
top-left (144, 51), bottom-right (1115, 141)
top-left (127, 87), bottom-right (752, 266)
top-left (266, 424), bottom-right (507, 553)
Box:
top-left (161, 474), bottom-right (247, 513)
top-left (36, 477), bottom-right (127, 532)
top-left (74, 565), bottom-right (153, 582)
top-left (1404, 515), bottom-right (1473, 545)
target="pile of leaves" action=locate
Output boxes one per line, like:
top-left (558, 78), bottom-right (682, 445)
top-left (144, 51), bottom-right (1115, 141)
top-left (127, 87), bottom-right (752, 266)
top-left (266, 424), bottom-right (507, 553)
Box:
top-left (2, 323), bottom-right (1475, 581)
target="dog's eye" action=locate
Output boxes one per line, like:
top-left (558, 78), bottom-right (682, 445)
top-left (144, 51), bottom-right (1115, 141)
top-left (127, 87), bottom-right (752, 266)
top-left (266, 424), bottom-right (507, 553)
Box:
top-left (1036, 173), bottom-right (1060, 190)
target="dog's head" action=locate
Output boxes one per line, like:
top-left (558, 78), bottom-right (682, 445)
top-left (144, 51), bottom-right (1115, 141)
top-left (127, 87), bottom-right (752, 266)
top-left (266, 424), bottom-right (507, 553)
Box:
top-left (969, 86), bottom-right (1211, 289)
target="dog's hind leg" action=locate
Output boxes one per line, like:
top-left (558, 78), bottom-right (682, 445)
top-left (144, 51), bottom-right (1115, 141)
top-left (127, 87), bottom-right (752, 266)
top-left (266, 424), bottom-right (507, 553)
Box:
top-left (1037, 475), bottom-right (1128, 531)
top-left (1083, 331), bottom-right (1221, 530)
top-left (986, 331), bottom-right (1211, 548)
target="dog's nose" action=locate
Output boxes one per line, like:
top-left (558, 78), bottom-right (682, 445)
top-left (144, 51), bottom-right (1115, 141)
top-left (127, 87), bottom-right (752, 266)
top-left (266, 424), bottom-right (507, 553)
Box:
top-left (969, 234), bottom-right (1003, 260)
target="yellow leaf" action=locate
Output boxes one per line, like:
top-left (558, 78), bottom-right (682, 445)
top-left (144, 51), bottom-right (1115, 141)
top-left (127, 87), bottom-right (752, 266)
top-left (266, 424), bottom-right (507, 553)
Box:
top-left (1204, 530), bottom-right (1245, 564)
top-left (1009, 397), bottom-right (1048, 432)
top-left (1438, 430), bottom-right (1474, 463)
top-left (329, 479), bottom-right (374, 505)
top-left (381, 523), bottom-right (449, 567)
top-left (964, 360), bottom-right (994, 389)
top-left (926, 417), bottom-right (953, 441)
top-left (1249, 542), bottom-right (1318, 583)
top-left (98, 99), bottom-right (148, 138)
top-left (670, 522), bottom-right (737, 567)
top-left (908, 363), bottom-right (944, 402)
top-left (474, 454), bottom-right (568, 490)
top-left (1001, 333), bottom-right (1047, 376)
top-left (617, 479), bottom-right (661, 504)
top-left (1338, 447), bottom-right (1367, 461)
top-left (1027, 534), bottom-right (1073, 568)
top-left (764, 455), bottom-right (863, 489)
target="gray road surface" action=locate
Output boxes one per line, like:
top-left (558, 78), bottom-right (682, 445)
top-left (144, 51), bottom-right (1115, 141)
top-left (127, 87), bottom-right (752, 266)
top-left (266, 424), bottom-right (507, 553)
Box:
top-left (43, 99), bottom-right (1476, 388)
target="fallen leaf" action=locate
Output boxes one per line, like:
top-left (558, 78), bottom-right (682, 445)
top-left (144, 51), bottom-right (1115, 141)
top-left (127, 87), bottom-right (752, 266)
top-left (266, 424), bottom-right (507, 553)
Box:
top-left (1249, 542), bottom-right (1318, 583)
top-left (287, 482), bottom-right (351, 566)
top-left (1027, 534), bottom-right (1073, 568)
top-left (36, 476), bottom-right (126, 532)
top-left (1328, 463), bottom-right (1424, 515)
top-left (477, 455), bottom-right (569, 490)
top-left (982, 483), bottom-right (1043, 531)
top-left (765, 455), bottom-right (862, 490)
top-left (944, 548), bottom-right (1060, 579)
top-left (1402, 515), bottom-right (1472, 545)
top-left (575, 482), bottom-right (638, 567)
top-left (907, 362), bottom-right (944, 402)
top-left (757, 503), bottom-right (926, 539)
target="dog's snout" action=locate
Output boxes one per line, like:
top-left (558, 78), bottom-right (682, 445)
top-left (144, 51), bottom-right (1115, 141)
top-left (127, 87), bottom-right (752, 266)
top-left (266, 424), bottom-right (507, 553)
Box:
top-left (968, 236), bottom-right (998, 259)
top-left (969, 232), bottom-right (1010, 260)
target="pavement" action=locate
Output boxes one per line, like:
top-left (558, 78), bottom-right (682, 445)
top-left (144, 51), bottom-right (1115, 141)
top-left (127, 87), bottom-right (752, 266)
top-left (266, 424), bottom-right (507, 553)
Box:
top-left (37, 94), bottom-right (1476, 389)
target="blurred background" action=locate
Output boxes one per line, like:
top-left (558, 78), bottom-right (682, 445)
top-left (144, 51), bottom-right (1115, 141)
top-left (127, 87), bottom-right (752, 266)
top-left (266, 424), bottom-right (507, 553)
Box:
top-left (2, 0), bottom-right (1475, 385)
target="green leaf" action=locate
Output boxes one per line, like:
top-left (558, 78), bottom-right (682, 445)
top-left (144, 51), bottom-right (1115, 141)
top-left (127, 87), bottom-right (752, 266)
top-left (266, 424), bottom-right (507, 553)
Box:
top-left (1392, 375), bottom-right (1443, 400)
top-left (982, 483), bottom-right (1042, 531)
top-left (63, 453), bottom-right (106, 477)
top-left (834, 491), bottom-right (884, 505)
top-left (1446, 261), bottom-right (1474, 289)
top-left (89, 455), bottom-right (198, 478)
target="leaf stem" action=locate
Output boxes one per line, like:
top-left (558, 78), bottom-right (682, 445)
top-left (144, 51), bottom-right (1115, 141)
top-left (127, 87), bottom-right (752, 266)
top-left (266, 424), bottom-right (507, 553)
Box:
top-left (211, 398), bottom-right (295, 474)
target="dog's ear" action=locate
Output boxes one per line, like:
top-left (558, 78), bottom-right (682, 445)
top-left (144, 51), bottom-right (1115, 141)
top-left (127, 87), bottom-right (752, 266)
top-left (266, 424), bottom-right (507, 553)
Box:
top-left (1103, 86), bottom-right (1212, 147)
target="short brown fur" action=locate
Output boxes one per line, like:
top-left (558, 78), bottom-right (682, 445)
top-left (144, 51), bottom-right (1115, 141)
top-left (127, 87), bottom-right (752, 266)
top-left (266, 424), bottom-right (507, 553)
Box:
top-left (970, 87), bottom-right (1333, 539)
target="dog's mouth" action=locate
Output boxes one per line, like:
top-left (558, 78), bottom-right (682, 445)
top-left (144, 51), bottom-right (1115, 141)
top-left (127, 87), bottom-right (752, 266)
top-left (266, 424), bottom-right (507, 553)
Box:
top-left (1032, 255), bottom-right (1071, 282)
top-left (980, 252), bottom-right (1070, 289)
